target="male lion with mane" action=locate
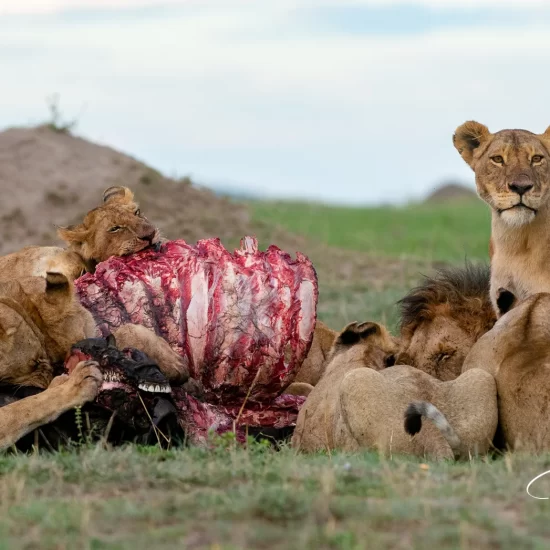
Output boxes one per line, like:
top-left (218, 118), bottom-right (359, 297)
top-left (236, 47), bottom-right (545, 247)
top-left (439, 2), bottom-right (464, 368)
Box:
top-left (453, 121), bottom-right (550, 315)
top-left (397, 262), bottom-right (495, 380)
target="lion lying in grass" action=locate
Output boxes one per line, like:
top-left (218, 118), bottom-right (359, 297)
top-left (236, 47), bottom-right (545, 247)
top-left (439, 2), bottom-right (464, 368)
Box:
top-left (397, 262), bottom-right (495, 380)
top-left (463, 290), bottom-right (550, 451)
top-left (292, 322), bottom-right (497, 459)
top-left (0, 186), bottom-right (160, 281)
top-left (0, 270), bottom-right (190, 450)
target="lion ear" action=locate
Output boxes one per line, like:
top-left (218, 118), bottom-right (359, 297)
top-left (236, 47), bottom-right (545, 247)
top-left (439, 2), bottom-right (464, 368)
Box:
top-left (45, 271), bottom-right (70, 295)
top-left (540, 126), bottom-right (550, 144)
top-left (103, 186), bottom-right (134, 205)
top-left (57, 224), bottom-right (88, 246)
top-left (496, 288), bottom-right (516, 317)
top-left (337, 321), bottom-right (380, 347)
top-left (453, 121), bottom-right (492, 168)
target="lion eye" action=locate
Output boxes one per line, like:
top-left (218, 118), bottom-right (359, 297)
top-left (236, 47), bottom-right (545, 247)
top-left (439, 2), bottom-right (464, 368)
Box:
top-left (532, 155), bottom-right (544, 164)
top-left (490, 155), bottom-right (504, 165)
top-left (108, 226), bottom-right (122, 233)
top-left (135, 209), bottom-right (141, 216)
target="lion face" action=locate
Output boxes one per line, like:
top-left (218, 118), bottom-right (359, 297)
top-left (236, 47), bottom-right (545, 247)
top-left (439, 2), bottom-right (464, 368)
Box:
top-left (398, 312), bottom-right (474, 381)
top-left (58, 186), bottom-right (160, 266)
top-left (453, 121), bottom-right (550, 227)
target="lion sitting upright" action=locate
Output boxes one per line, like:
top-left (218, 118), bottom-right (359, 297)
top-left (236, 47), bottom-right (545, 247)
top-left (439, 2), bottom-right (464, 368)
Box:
top-left (453, 121), bottom-right (550, 315)
top-left (292, 322), bottom-right (497, 460)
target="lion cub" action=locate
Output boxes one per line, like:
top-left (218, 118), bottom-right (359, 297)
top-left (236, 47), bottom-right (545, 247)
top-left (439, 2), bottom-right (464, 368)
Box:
top-left (292, 322), bottom-right (497, 460)
top-left (453, 121), bottom-right (550, 316)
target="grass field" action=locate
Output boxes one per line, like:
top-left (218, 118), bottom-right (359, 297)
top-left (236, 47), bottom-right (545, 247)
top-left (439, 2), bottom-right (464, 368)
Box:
top-left (5, 198), bottom-right (549, 550)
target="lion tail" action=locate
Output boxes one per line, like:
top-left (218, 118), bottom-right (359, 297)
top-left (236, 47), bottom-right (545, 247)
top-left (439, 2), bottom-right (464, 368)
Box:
top-left (404, 401), bottom-right (464, 460)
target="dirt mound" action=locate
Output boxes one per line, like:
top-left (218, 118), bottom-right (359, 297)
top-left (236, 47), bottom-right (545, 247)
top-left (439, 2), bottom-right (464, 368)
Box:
top-left (426, 183), bottom-right (477, 204)
top-left (0, 126), bottom-right (267, 255)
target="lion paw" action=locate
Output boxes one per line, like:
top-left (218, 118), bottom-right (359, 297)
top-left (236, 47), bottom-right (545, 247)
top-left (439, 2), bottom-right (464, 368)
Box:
top-left (65, 360), bottom-right (103, 405)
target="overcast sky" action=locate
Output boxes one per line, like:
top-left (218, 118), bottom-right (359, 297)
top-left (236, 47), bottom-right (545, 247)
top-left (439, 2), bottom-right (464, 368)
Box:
top-left (1, 0), bottom-right (549, 204)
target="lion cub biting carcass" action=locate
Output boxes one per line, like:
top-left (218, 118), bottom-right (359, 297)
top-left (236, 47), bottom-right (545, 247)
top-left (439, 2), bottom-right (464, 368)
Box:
top-left (292, 322), bottom-right (498, 459)
top-left (453, 121), bottom-right (550, 316)
top-left (0, 185), bottom-right (160, 282)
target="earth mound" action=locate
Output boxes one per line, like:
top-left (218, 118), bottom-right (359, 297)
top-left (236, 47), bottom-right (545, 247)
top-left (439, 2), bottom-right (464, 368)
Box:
top-left (0, 126), bottom-right (259, 255)
top-left (426, 182), bottom-right (477, 204)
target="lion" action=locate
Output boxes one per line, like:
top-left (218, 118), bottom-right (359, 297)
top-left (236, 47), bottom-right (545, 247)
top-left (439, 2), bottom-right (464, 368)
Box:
top-left (462, 290), bottom-right (550, 452)
top-left (0, 271), bottom-right (188, 390)
top-left (0, 270), bottom-right (190, 449)
top-left (0, 186), bottom-right (161, 282)
top-left (57, 185), bottom-right (161, 273)
top-left (453, 121), bottom-right (550, 315)
top-left (292, 321), bottom-right (497, 459)
top-left (284, 320), bottom-right (337, 396)
top-left (397, 262), bottom-right (495, 380)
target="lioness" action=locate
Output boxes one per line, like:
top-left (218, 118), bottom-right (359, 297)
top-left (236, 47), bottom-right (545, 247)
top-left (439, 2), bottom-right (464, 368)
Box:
top-left (462, 291), bottom-right (550, 451)
top-left (292, 322), bottom-right (497, 459)
top-left (453, 121), bottom-right (550, 315)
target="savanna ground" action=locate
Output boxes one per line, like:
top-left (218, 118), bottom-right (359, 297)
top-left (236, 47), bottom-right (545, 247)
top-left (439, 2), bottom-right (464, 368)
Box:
top-left (4, 196), bottom-right (550, 550)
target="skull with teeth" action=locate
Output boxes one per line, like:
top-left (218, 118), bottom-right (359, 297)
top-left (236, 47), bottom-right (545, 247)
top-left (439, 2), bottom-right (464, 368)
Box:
top-left (65, 335), bottom-right (172, 395)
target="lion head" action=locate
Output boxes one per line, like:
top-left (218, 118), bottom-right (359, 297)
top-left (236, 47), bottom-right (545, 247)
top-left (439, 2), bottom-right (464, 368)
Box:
top-left (328, 321), bottom-right (398, 370)
top-left (453, 121), bottom-right (550, 227)
top-left (0, 272), bottom-right (95, 388)
top-left (397, 262), bottom-right (496, 381)
top-left (57, 186), bottom-right (160, 270)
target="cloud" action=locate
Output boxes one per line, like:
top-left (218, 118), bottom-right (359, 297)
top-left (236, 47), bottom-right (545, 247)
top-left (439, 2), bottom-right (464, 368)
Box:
top-left (0, 2), bottom-right (549, 203)
top-left (2, 0), bottom-right (547, 15)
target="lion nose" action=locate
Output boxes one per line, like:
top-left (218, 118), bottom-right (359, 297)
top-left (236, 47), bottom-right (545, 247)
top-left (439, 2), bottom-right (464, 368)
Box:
top-left (141, 231), bottom-right (156, 244)
top-left (509, 181), bottom-right (534, 196)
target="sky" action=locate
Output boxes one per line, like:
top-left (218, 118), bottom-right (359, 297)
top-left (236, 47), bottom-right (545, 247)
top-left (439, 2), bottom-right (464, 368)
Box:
top-left (1, 0), bottom-right (549, 204)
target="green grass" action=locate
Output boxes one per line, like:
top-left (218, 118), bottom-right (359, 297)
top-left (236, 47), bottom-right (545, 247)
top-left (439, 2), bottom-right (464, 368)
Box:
top-left (251, 199), bottom-right (491, 263)
top-left (1, 443), bottom-right (550, 549)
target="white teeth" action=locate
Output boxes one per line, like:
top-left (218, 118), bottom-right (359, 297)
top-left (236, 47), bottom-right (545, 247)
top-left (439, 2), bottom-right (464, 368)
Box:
top-left (138, 383), bottom-right (172, 393)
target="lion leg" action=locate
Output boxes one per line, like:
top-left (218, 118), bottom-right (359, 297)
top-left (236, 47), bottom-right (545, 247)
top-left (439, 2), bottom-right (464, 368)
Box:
top-left (111, 324), bottom-right (189, 384)
top-left (16, 359), bottom-right (55, 390)
top-left (0, 360), bottom-right (102, 450)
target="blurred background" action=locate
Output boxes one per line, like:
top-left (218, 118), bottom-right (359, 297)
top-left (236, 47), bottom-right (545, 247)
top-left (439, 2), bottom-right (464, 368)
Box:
top-left (1, 0), bottom-right (548, 328)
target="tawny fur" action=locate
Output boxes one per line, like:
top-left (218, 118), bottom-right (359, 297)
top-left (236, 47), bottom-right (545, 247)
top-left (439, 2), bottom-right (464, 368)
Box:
top-left (0, 271), bottom-right (189, 449)
top-left (285, 320), bottom-right (337, 395)
top-left (453, 121), bottom-right (550, 316)
top-left (397, 262), bottom-right (495, 380)
top-left (292, 322), bottom-right (497, 459)
top-left (462, 292), bottom-right (550, 452)
top-left (57, 185), bottom-right (160, 271)
top-left (0, 360), bottom-right (103, 450)
top-left (0, 272), bottom-right (188, 390)
top-left (0, 186), bottom-right (161, 282)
